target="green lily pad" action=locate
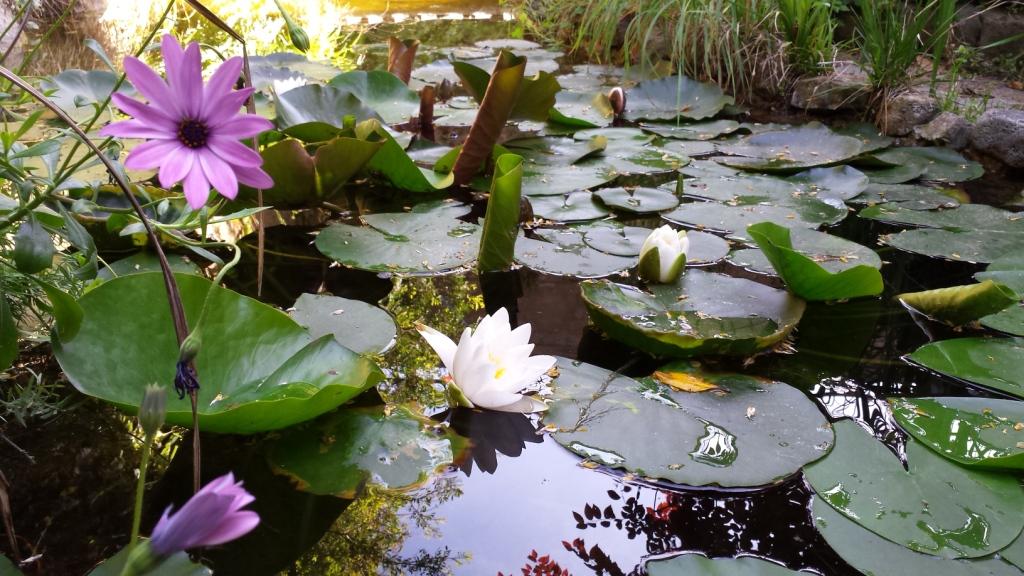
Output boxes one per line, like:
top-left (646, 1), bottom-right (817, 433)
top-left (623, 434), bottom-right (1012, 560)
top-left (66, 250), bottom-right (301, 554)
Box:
top-left (646, 555), bottom-right (803, 575)
top-left (1003, 533), bottom-right (1024, 570)
top-left (850, 184), bottom-right (960, 210)
top-left (732, 225), bottom-right (880, 274)
top-left (594, 186), bottom-right (680, 213)
top-left (580, 269), bottom-right (806, 357)
top-left (981, 304), bottom-right (1024, 336)
top-left (365, 126), bottom-right (454, 192)
top-left (785, 166), bottom-right (868, 202)
top-left (326, 70), bottom-right (420, 124)
top-left (530, 191), bottom-right (610, 222)
top-left (518, 159), bottom-right (618, 197)
top-left (266, 406), bottom-right (457, 498)
top-left (746, 222), bottom-right (883, 301)
top-left (624, 75), bottom-right (733, 121)
top-left (909, 337), bottom-right (1024, 399)
top-left (891, 397), bottom-right (1024, 471)
top-left (662, 201), bottom-right (846, 242)
top-left (862, 204), bottom-right (1024, 263)
top-left (976, 254), bottom-right (1024, 294)
top-left (813, 496), bottom-right (1023, 576)
top-left (53, 273), bottom-right (384, 434)
top-left (899, 281), bottom-right (1018, 326)
top-left (41, 69), bottom-right (134, 121)
top-left (640, 119), bottom-right (741, 140)
top-left (549, 91), bottom-right (614, 128)
top-left (864, 164), bottom-right (928, 184)
top-left (248, 52), bottom-right (342, 89)
top-left (716, 123), bottom-right (864, 173)
top-left (274, 85), bottom-right (380, 141)
top-left (89, 547), bottom-right (210, 576)
top-left (835, 121), bottom-right (894, 154)
top-left (253, 135), bottom-right (384, 207)
top-left (806, 419), bottom-right (1024, 558)
top-left (289, 294), bottom-right (396, 355)
top-left (871, 147), bottom-right (984, 183)
top-left (514, 228), bottom-right (635, 278)
top-left (545, 359), bottom-right (832, 487)
top-left (581, 225), bottom-right (728, 263)
top-left (315, 202), bottom-right (481, 275)
top-left (97, 251), bottom-right (201, 280)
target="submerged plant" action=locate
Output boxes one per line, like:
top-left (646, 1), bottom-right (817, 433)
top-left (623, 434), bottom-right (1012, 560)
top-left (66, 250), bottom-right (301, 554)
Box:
top-left (638, 225), bottom-right (689, 284)
top-left (416, 307), bottom-right (554, 413)
top-left (100, 34), bottom-right (273, 209)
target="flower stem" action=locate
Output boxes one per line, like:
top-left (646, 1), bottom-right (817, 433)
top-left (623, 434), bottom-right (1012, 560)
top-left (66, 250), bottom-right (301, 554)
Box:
top-left (130, 434), bottom-right (154, 547)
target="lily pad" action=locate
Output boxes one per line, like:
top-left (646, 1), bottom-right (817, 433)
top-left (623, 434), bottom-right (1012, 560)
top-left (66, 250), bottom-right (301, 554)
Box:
top-left (746, 222), bottom-right (883, 301)
top-left (274, 85), bottom-right (380, 141)
top-left (864, 164), bottom-right (928, 184)
top-left (41, 69), bottom-right (134, 120)
top-left (862, 204), bottom-right (1024, 263)
top-left (624, 75), bottom-right (732, 121)
top-left (908, 337), bottom-right (1024, 399)
top-left (640, 119), bottom-right (741, 140)
top-left (289, 294), bottom-right (397, 355)
top-left (806, 419), bottom-right (1024, 559)
top-left (835, 121), bottom-right (894, 154)
top-left (514, 228), bottom-right (635, 278)
top-left (646, 555), bottom-right (803, 575)
top-left (871, 147), bottom-right (984, 183)
top-left (549, 91), bottom-right (614, 128)
top-left (785, 166), bottom-right (868, 202)
top-left (716, 123), bottom-right (864, 173)
top-left (850, 184), bottom-right (960, 210)
top-left (545, 359), bottom-right (832, 487)
top-left (662, 201), bottom-right (845, 242)
top-left (326, 70), bottom-right (420, 124)
top-left (581, 225), bottom-right (728, 264)
top-left (981, 304), bottom-right (1024, 336)
top-left (267, 405), bottom-right (457, 498)
top-left (976, 254), bottom-right (1024, 294)
top-left (53, 273), bottom-right (384, 434)
top-left (315, 202), bottom-right (481, 275)
top-left (366, 128), bottom-right (454, 192)
top-left (248, 52), bottom-right (342, 89)
top-left (530, 191), bottom-right (610, 222)
top-left (580, 269), bottom-right (805, 357)
top-left (732, 225), bottom-right (880, 275)
top-left (594, 186), bottom-right (680, 213)
top-left (898, 281), bottom-right (1018, 326)
top-left (813, 496), bottom-right (1023, 576)
top-left (891, 397), bottom-right (1024, 471)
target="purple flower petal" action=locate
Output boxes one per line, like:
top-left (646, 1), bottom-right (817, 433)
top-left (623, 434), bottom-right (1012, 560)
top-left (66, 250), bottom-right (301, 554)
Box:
top-left (172, 42), bottom-right (203, 118)
top-left (233, 164), bottom-right (273, 189)
top-left (160, 34), bottom-right (184, 86)
top-left (199, 510), bottom-right (260, 547)
top-left (207, 136), bottom-right (262, 168)
top-left (203, 57), bottom-right (243, 110)
top-left (123, 57), bottom-right (179, 117)
top-left (110, 93), bottom-right (177, 129)
top-left (123, 139), bottom-right (182, 170)
top-left (149, 473), bottom-right (259, 557)
top-left (182, 163), bottom-right (211, 209)
top-left (158, 147), bottom-right (195, 189)
top-left (198, 149), bottom-right (239, 200)
top-left (212, 114), bottom-right (273, 138)
top-left (99, 119), bottom-right (176, 140)
top-left (204, 89), bottom-right (252, 126)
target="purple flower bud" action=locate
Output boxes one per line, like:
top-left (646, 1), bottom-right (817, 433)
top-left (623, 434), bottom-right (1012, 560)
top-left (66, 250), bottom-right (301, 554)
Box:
top-left (150, 472), bottom-right (259, 556)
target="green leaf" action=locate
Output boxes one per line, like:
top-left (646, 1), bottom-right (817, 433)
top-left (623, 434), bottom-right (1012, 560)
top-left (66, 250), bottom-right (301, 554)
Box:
top-left (899, 280), bottom-right (1018, 326)
top-left (646, 555), bottom-right (803, 575)
top-left (53, 273), bottom-right (384, 433)
top-left (35, 279), bottom-right (83, 342)
top-left (747, 222), bottom-right (883, 301)
top-left (88, 546), bottom-right (210, 576)
top-left (452, 60), bottom-right (561, 121)
top-left (850, 183), bottom-right (960, 210)
top-left (514, 227), bottom-right (635, 278)
top-left (581, 269), bottom-right (806, 357)
top-left (870, 146), bottom-right (983, 183)
top-left (640, 119), bottom-right (741, 140)
top-left (530, 191), bottom-right (609, 222)
top-left (315, 202), bottom-right (481, 274)
top-left (976, 253), bottom-right (1024, 294)
top-left (365, 128), bottom-right (453, 192)
top-left (13, 215), bottom-right (54, 274)
top-left (98, 251), bottom-right (201, 280)
top-left (909, 337), bottom-right (1024, 399)
top-left (0, 293), bottom-right (17, 371)
top-left (40, 69), bottom-right (133, 121)
top-left (716, 123), bottom-right (864, 173)
top-left (624, 75), bottom-right (733, 121)
top-left (274, 84), bottom-right (380, 140)
top-left (267, 405), bottom-right (459, 497)
top-left (478, 153), bottom-right (523, 272)
top-left (981, 304), bottom-right (1024, 336)
top-left (544, 359), bottom-right (833, 487)
top-left (663, 201), bottom-right (846, 243)
top-left (549, 91), bottom-right (613, 127)
top-left (593, 186), bottom-right (680, 214)
top-left (891, 396), bottom-right (1024, 471)
top-left (289, 293), bottom-right (397, 355)
top-left (326, 70), bottom-right (420, 124)
top-left (805, 419), bottom-right (1024, 559)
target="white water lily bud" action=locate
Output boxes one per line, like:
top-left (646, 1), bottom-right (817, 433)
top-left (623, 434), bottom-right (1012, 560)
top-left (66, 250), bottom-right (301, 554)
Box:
top-left (638, 225), bottom-right (689, 283)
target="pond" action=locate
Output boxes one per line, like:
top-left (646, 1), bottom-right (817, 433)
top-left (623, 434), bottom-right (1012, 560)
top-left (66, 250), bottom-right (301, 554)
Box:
top-left (2, 2), bottom-right (1024, 576)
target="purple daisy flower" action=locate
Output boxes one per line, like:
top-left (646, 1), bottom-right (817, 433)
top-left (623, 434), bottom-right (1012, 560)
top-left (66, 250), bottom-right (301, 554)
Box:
top-left (150, 472), bottom-right (259, 555)
top-left (100, 35), bottom-right (273, 210)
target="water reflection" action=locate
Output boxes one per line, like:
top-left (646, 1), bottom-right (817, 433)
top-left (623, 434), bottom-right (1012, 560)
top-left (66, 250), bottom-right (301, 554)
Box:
top-left (808, 378), bottom-right (908, 463)
top-left (447, 408), bottom-right (542, 475)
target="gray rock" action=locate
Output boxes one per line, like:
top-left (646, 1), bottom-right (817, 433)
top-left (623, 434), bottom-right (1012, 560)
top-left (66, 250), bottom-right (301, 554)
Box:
top-left (970, 109), bottom-right (1024, 168)
top-left (914, 112), bottom-right (971, 149)
top-left (977, 9), bottom-right (1024, 57)
top-left (882, 92), bottom-right (940, 136)
top-left (791, 63), bottom-right (870, 111)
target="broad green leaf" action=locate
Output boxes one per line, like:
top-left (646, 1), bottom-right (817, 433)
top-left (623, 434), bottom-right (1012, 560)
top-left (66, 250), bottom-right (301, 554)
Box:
top-left (514, 227), bottom-right (635, 278)
top-left (899, 280), bottom-right (1018, 326)
top-left (545, 359), bottom-right (832, 487)
top-left (835, 121), bottom-right (893, 154)
top-left (640, 119), bottom-right (741, 140)
top-left (289, 293), bottom-right (396, 355)
top-left (315, 202), bottom-right (481, 275)
top-left (366, 127), bottom-right (453, 192)
top-left (747, 222), bottom-right (883, 301)
top-left (0, 294), bottom-right (16, 371)
top-left (864, 163), bottom-right (927, 184)
top-left (716, 123), bottom-right (864, 172)
top-left (850, 183), bottom-right (960, 210)
top-left (909, 337), bottom-right (1024, 399)
top-left (13, 216), bottom-right (54, 274)
top-left (0, 555), bottom-right (22, 576)
top-left (40, 69), bottom-right (134, 120)
top-left (582, 225), bottom-right (729, 264)
top-left (274, 84), bottom-right (380, 140)
top-left (549, 91), bottom-right (613, 127)
top-left (805, 419), bottom-right (1024, 559)
top-left (98, 251), bottom-right (201, 280)
top-left (976, 253), bottom-right (1024, 294)
top-left (88, 546), bottom-right (210, 576)
top-left (247, 52), bottom-right (342, 90)
top-left (624, 75), bottom-right (732, 121)
top-left (581, 269), bottom-right (805, 357)
top-left (53, 273), bottom-right (384, 433)
top-left (981, 304), bottom-right (1024, 336)
top-left (785, 165), bottom-right (868, 201)
top-left (646, 555), bottom-right (803, 575)
top-left (530, 191), bottom-right (609, 222)
top-left (891, 397), bottom-right (1024, 471)
top-left (662, 201), bottom-right (846, 242)
top-left (478, 153), bottom-right (523, 272)
top-left (732, 225), bottom-right (881, 275)
top-left (870, 147), bottom-right (983, 183)
top-left (861, 204), bottom-right (1024, 263)
top-left (267, 405), bottom-right (458, 497)
top-left (326, 70), bottom-right (419, 124)
top-left (453, 60), bottom-right (560, 121)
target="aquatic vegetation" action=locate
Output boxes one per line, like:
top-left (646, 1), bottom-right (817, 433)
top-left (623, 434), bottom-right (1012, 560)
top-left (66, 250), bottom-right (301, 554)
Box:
top-left (637, 225), bottom-right (688, 284)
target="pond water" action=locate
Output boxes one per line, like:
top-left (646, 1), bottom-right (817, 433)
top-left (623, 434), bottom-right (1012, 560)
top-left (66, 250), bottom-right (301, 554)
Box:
top-left (3, 6), bottom-right (1024, 576)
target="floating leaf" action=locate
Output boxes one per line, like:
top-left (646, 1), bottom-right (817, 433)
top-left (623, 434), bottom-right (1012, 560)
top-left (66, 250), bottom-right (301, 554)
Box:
top-left (662, 201), bottom-right (846, 242)
top-left (581, 269), bottom-right (805, 357)
top-left (530, 191), bottom-right (610, 222)
top-left (862, 204), bottom-right (1024, 263)
top-left (909, 337), bottom-right (1024, 399)
top-left (545, 359), bottom-right (832, 487)
top-left (97, 251), bottom-right (201, 280)
top-left (732, 225), bottom-right (881, 275)
top-left (805, 419), bottom-right (1024, 558)
top-left (250, 135), bottom-right (383, 207)
top-left (891, 397), bottom-right (1024, 471)
top-left (640, 119), bottom-right (741, 140)
top-left (326, 70), bottom-right (419, 124)
top-left (870, 147), bottom-right (983, 183)
top-left (274, 84), bottom-right (380, 141)
top-left (746, 222), bottom-right (883, 301)
top-left (976, 253), bottom-right (1024, 294)
top-left (267, 406), bottom-right (457, 497)
top-left (289, 294), bottom-right (396, 355)
top-left (54, 273), bottom-right (384, 433)
top-left (514, 228), bottom-right (635, 278)
top-left (653, 370), bottom-right (721, 393)
top-left (785, 165), bottom-right (868, 202)
top-left (624, 75), bottom-right (733, 121)
top-left (981, 304), bottom-right (1024, 336)
top-left (549, 91), bottom-right (613, 127)
top-left (716, 123), bottom-right (864, 172)
top-left (899, 281), bottom-right (1018, 326)
top-left (365, 127), bottom-right (453, 192)
top-left (593, 186), bottom-right (680, 213)
top-left (89, 547), bottom-right (210, 576)
top-left (315, 202), bottom-right (481, 275)
top-left (646, 555), bottom-right (803, 575)
top-left (479, 154), bottom-right (524, 272)
top-left (850, 184), bottom-right (960, 210)
top-left (581, 225), bottom-right (728, 264)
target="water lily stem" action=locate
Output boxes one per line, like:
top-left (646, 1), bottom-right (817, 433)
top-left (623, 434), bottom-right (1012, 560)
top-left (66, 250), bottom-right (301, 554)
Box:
top-left (129, 433), bottom-right (154, 547)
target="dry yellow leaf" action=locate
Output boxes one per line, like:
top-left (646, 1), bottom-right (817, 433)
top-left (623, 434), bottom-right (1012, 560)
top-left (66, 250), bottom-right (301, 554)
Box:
top-left (653, 371), bottom-right (721, 393)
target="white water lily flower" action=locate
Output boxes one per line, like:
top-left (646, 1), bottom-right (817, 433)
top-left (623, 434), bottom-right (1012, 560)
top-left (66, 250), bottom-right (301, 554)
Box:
top-left (638, 225), bottom-right (689, 283)
top-left (416, 307), bottom-right (555, 413)
top-left (271, 76), bottom-right (307, 97)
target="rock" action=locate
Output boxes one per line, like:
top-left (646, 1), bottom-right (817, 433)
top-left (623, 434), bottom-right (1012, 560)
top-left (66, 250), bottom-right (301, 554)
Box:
top-left (977, 9), bottom-right (1024, 57)
top-left (970, 109), bottom-right (1024, 168)
top-left (791, 63), bottom-right (870, 111)
top-left (914, 112), bottom-right (970, 149)
top-left (881, 92), bottom-right (940, 136)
